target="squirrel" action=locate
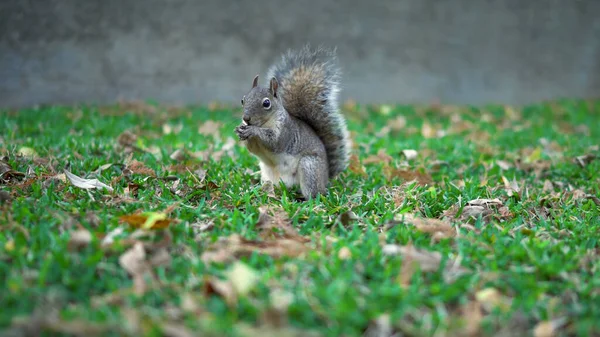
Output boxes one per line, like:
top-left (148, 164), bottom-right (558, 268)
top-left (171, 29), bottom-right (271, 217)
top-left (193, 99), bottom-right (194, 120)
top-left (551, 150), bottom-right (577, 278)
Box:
top-left (234, 45), bottom-right (351, 200)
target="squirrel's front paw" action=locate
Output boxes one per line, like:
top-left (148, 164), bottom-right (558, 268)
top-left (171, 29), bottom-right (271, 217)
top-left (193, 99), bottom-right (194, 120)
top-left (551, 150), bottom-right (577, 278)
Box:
top-left (235, 124), bottom-right (254, 141)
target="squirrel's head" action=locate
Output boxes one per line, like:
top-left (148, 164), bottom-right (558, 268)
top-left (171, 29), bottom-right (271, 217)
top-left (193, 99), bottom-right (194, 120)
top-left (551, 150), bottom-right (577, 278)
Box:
top-left (240, 75), bottom-right (281, 126)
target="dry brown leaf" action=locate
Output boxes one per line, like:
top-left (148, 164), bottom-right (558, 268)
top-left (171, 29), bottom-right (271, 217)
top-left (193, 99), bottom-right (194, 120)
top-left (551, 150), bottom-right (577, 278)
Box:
top-left (0, 159), bottom-right (25, 183)
top-left (119, 242), bottom-right (150, 295)
top-left (386, 167), bottom-right (433, 186)
top-left (338, 246), bottom-right (352, 260)
top-left (348, 154), bottom-right (367, 176)
top-left (160, 323), bottom-right (196, 337)
top-left (198, 120), bottom-right (222, 138)
top-left (203, 276), bottom-right (237, 306)
top-left (421, 122), bottom-right (437, 138)
top-left (261, 287), bottom-right (295, 327)
top-left (400, 149), bottom-right (418, 161)
top-left (124, 159), bottom-right (156, 177)
top-left (17, 146), bottom-right (38, 159)
top-left (467, 198), bottom-right (503, 207)
top-left (390, 213), bottom-right (455, 241)
top-left (169, 149), bottom-right (186, 161)
top-left (389, 115), bottom-right (407, 130)
top-left (574, 154), bottom-right (597, 168)
top-left (460, 300), bottom-right (483, 336)
top-left (119, 212), bottom-right (175, 229)
top-left (117, 130), bottom-right (137, 148)
top-left (200, 206), bottom-right (312, 264)
top-left (496, 160), bottom-right (512, 170)
top-left (203, 262), bottom-right (260, 308)
top-left (502, 176), bottom-right (521, 198)
top-left (382, 244), bottom-right (468, 283)
top-left (0, 190), bottom-right (11, 204)
top-left (64, 169), bottom-right (114, 192)
top-left (533, 317), bottom-right (568, 337)
top-left (475, 287), bottom-right (512, 313)
top-left (363, 313), bottom-right (393, 337)
top-left (67, 229), bottom-right (93, 251)
top-left (162, 122), bottom-right (183, 135)
top-left (363, 149), bottom-right (393, 165)
top-left (226, 261), bottom-right (260, 297)
top-left (201, 233), bottom-right (310, 264)
top-left (542, 180), bottom-right (554, 193)
top-left (118, 242), bottom-right (171, 296)
top-left (444, 198), bottom-right (510, 225)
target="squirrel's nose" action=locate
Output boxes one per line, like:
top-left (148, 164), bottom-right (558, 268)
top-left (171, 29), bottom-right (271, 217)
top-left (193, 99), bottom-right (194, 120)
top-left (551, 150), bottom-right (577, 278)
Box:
top-left (243, 116), bottom-right (251, 124)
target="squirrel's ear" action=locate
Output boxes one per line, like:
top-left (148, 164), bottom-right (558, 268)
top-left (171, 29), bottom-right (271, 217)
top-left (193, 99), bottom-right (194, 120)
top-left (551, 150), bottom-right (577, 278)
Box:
top-left (252, 75), bottom-right (259, 88)
top-left (269, 77), bottom-right (278, 98)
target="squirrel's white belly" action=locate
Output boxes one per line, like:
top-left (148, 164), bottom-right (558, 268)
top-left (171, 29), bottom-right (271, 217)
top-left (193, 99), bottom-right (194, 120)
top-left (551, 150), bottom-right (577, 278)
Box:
top-left (245, 138), bottom-right (300, 187)
top-left (258, 153), bottom-right (300, 187)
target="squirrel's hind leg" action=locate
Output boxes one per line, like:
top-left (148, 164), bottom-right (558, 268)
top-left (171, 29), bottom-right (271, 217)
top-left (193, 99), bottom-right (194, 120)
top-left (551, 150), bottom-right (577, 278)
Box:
top-left (298, 156), bottom-right (328, 200)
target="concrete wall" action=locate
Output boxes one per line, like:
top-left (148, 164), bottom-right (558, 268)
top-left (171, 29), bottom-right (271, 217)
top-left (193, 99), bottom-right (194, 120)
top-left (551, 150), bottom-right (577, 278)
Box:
top-left (1, 0), bottom-right (599, 109)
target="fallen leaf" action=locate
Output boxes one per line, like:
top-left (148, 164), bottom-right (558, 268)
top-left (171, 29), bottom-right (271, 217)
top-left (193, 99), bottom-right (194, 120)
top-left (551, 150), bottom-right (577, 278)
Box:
top-left (198, 120), bottom-right (222, 138)
top-left (388, 115), bottom-right (407, 130)
top-left (338, 246), bottom-right (352, 260)
top-left (467, 198), bottom-right (503, 207)
top-left (542, 180), bottom-right (554, 193)
top-left (162, 122), bottom-right (183, 135)
top-left (389, 213), bottom-right (455, 241)
top-left (67, 229), bottom-right (93, 251)
top-left (119, 212), bottom-right (175, 229)
top-left (460, 300), bottom-right (483, 336)
top-left (118, 242), bottom-right (171, 296)
top-left (363, 313), bottom-right (393, 337)
top-left (160, 323), bottom-right (197, 337)
top-left (382, 244), bottom-right (467, 283)
top-left (443, 198), bottom-right (510, 225)
top-left (124, 159), bottom-right (156, 177)
top-left (0, 190), bottom-right (11, 204)
top-left (169, 149), bottom-right (186, 161)
top-left (338, 210), bottom-right (358, 227)
top-left (574, 154), bottom-right (597, 168)
top-left (502, 176), bottom-right (520, 198)
top-left (64, 169), bottom-right (114, 192)
top-left (0, 159), bottom-right (25, 183)
top-left (17, 147), bottom-right (38, 159)
top-left (203, 276), bottom-right (237, 306)
top-left (386, 168), bottom-right (433, 186)
top-left (533, 317), bottom-right (568, 337)
top-left (421, 122), bottom-right (436, 138)
top-left (400, 149), bottom-right (418, 161)
top-left (363, 149), bottom-right (393, 165)
top-left (348, 154), bottom-right (367, 176)
top-left (475, 287), bottom-right (512, 313)
top-left (118, 242), bottom-right (150, 295)
top-left (224, 261), bottom-right (260, 296)
top-left (496, 160), bottom-right (512, 170)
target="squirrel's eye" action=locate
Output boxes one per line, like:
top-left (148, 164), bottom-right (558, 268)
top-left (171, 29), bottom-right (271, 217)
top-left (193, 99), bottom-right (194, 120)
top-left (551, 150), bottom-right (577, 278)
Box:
top-left (262, 98), bottom-right (271, 109)
top-left (241, 96), bottom-right (245, 105)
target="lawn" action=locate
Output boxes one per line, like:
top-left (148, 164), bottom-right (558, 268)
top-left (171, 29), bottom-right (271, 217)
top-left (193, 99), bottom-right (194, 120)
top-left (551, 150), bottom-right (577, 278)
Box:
top-left (0, 99), bottom-right (599, 337)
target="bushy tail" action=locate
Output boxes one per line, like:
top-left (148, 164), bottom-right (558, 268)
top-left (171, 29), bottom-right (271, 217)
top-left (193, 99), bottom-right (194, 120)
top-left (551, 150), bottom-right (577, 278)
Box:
top-left (266, 45), bottom-right (350, 178)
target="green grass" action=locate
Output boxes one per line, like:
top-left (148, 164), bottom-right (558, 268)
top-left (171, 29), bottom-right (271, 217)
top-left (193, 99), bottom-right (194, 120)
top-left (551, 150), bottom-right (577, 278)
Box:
top-left (1, 99), bottom-right (599, 336)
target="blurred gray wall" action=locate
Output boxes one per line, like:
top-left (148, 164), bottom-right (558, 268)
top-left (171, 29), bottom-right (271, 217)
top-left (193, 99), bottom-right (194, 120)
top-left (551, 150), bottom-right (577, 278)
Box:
top-left (1, 0), bottom-right (599, 109)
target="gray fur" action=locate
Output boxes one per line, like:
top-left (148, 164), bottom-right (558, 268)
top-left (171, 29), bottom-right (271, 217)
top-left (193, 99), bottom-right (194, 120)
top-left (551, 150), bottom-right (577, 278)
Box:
top-left (265, 45), bottom-right (351, 178)
top-left (235, 45), bottom-right (349, 199)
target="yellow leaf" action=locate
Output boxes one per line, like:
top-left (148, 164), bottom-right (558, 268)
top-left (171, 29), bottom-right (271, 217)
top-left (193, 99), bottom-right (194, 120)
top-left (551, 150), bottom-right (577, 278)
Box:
top-left (17, 147), bottom-right (38, 159)
top-left (527, 147), bottom-right (543, 163)
top-left (475, 287), bottom-right (511, 312)
top-left (5, 240), bottom-right (15, 252)
top-left (119, 212), bottom-right (173, 229)
top-left (225, 262), bottom-right (260, 296)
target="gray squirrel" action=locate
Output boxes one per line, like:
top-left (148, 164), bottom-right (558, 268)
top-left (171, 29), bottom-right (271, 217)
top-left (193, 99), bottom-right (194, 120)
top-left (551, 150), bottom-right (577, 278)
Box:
top-left (235, 45), bottom-right (351, 199)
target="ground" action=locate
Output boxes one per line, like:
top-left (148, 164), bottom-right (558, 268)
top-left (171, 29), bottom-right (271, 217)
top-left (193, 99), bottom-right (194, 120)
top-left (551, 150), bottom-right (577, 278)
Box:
top-left (0, 99), bottom-right (599, 337)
